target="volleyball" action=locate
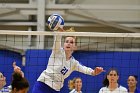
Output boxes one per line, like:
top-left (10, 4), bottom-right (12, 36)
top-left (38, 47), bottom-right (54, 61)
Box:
top-left (47, 14), bottom-right (64, 31)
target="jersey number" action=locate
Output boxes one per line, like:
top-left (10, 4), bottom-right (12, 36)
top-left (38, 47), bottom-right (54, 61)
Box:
top-left (60, 66), bottom-right (68, 75)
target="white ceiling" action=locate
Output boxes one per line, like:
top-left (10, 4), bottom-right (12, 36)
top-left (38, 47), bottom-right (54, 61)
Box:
top-left (0, 0), bottom-right (139, 52)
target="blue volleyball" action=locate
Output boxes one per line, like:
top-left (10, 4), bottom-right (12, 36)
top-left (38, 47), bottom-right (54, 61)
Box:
top-left (47, 14), bottom-right (64, 31)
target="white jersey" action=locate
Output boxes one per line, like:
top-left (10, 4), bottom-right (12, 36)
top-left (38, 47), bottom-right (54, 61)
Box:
top-left (0, 86), bottom-right (11, 93)
top-left (69, 89), bottom-right (82, 93)
top-left (99, 85), bottom-right (128, 93)
top-left (37, 36), bottom-right (93, 91)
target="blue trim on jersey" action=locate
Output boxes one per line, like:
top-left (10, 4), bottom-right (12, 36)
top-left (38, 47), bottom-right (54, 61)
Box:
top-left (0, 87), bottom-right (10, 93)
top-left (32, 81), bottom-right (60, 93)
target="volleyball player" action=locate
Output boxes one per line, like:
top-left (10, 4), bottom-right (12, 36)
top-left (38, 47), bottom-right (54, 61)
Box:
top-left (0, 72), bottom-right (6, 90)
top-left (32, 28), bottom-right (105, 93)
top-left (0, 62), bottom-right (25, 93)
top-left (127, 75), bottom-right (140, 93)
top-left (11, 72), bottom-right (29, 93)
top-left (68, 77), bottom-right (83, 93)
top-left (99, 68), bottom-right (128, 93)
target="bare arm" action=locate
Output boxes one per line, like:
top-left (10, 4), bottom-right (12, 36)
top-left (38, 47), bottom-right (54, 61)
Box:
top-left (52, 28), bottom-right (64, 54)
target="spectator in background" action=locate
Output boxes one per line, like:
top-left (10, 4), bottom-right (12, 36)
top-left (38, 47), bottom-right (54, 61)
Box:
top-left (99, 68), bottom-right (128, 93)
top-left (68, 77), bottom-right (82, 93)
top-left (127, 75), bottom-right (140, 93)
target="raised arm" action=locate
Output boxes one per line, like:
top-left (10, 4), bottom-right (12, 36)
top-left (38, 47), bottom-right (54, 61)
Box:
top-left (13, 62), bottom-right (24, 77)
top-left (52, 28), bottom-right (64, 54)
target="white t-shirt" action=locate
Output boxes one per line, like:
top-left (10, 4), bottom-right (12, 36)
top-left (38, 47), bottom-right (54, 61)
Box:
top-left (37, 36), bottom-right (93, 91)
top-left (69, 89), bottom-right (82, 93)
top-left (99, 85), bottom-right (128, 93)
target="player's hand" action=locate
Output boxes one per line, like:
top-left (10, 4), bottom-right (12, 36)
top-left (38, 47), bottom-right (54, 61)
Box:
top-left (57, 27), bottom-right (64, 32)
top-left (13, 62), bottom-right (21, 73)
top-left (92, 67), bottom-right (105, 76)
top-left (13, 62), bottom-right (24, 77)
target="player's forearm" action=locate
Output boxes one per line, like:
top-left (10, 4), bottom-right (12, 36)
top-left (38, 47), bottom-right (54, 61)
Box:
top-left (76, 64), bottom-right (93, 75)
top-left (91, 70), bottom-right (96, 76)
top-left (52, 35), bottom-right (62, 52)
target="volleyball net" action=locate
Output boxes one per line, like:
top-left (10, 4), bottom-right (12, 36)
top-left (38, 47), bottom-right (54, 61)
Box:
top-left (0, 31), bottom-right (140, 93)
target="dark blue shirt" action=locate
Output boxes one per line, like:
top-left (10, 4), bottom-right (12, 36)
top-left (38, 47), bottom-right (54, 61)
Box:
top-left (128, 88), bottom-right (140, 93)
top-left (135, 88), bottom-right (140, 93)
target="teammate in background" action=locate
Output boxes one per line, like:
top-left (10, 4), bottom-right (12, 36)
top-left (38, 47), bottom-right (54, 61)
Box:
top-left (0, 72), bottom-right (6, 90)
top-left (127, 75), bottom-right (140, 93)
top-left (10, 72), bottom-right (29, 93)
top-left (32, 27), bottom-right (105, 93)
top-left (99, 68), bottom-right (128, 93)
top-left (68, 77), bottom-right (83, 93)
top-left (0, 62), bottom-right (28, 93)
top-left (10, 62), bottom-right (29, 93)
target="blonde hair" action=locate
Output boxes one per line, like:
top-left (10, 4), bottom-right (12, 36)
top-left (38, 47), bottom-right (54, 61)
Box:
top-left (65, 27), bottom-right (75, 32)
top-left (0, 72), bottom-right (4, 78)
top-left (68, 77), bottom-right (81, 90)
top-left (64, 27), bottom-right (77, 42)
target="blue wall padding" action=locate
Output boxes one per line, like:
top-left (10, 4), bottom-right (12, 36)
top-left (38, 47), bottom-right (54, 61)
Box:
top-left (0, 50), bottom-right (140, 93)
top-left (25, 50), bottom-right (140, 93)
